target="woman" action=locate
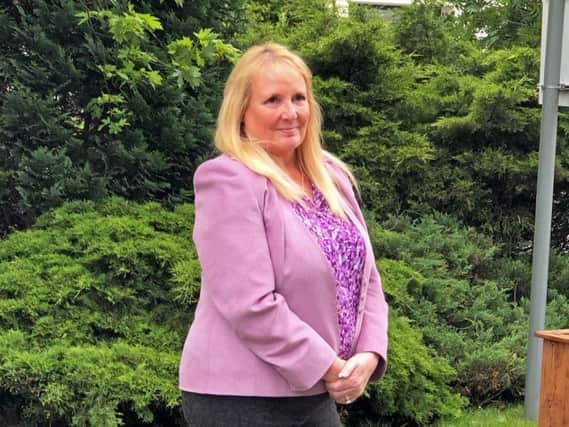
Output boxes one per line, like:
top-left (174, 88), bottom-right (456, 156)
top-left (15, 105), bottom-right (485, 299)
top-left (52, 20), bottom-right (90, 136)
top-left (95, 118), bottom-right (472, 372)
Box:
top-left (179, 42), bottom-right (388, 427)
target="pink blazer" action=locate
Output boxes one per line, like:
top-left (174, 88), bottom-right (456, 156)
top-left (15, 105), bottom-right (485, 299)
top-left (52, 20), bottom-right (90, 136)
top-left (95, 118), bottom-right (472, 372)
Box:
top-left (179, 154), bottom-right (388, 397)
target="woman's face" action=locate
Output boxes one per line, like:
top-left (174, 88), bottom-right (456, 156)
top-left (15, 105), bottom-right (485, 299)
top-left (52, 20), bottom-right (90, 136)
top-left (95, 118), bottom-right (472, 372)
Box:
top-left (242, 63), bottom-right (310, 163)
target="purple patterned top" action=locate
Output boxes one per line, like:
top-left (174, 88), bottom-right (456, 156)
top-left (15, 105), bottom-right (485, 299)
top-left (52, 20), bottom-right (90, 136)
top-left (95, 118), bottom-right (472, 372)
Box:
top-left (291, 184), bottom-right (366, 358)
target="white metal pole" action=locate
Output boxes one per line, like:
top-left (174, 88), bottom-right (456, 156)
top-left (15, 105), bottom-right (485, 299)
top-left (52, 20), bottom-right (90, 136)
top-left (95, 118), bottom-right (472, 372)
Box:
top-left (524, 0), bottom-right (566, 419)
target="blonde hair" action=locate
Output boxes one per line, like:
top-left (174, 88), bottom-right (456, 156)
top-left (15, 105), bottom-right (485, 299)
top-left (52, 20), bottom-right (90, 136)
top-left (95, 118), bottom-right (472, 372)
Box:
top-left (214, 42), bottom-right (357, 216)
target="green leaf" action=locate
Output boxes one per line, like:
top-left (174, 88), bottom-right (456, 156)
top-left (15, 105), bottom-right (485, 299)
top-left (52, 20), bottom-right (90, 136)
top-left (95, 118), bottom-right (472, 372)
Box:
top-left (138, 13), bottom-right (163, 32)
top-left (181, 66), bottom-right (201, 88)
top-left (146, 70), bottom-right (163, 88)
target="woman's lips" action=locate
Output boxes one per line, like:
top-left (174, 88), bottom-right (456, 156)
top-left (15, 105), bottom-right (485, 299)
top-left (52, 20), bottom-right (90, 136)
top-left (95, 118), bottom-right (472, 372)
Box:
top-left (277, 127), bottom-right (299, 135)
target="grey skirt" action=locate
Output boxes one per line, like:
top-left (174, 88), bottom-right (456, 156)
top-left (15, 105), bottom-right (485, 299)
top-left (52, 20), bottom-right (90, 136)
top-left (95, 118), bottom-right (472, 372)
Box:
top-left (181, 391), bottom-right (342, 427)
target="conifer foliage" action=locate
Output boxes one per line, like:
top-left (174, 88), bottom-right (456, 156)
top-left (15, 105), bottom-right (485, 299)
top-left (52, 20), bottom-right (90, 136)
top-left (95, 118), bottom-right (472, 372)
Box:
top-left (0, 0), bottom-right (242, 237)
top-left (0, 198), bottom-right (200, 426)
top-left (2, 0), bottom-right (569, 425)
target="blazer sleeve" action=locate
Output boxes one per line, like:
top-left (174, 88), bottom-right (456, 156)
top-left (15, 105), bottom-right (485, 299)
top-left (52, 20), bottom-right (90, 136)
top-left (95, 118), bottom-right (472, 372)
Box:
top-left (327, 161), bottom-right (389, 381)
top-left (192, 156), bottom-right (337, 391)
top-left (354, 262), bottom-right (388, 381)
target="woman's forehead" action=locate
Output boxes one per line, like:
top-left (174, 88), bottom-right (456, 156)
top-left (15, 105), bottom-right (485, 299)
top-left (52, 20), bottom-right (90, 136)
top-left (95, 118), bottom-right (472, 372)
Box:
top-left (256, 59), bottom-right (304, 78)
top-left (251, 62), bottom-right (306, 89)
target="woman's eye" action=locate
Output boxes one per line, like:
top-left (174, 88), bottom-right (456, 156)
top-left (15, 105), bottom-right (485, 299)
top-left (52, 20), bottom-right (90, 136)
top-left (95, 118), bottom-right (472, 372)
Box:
top-left (265, 96), bottom-right (279, 104)
top-left (293, 94), bottom-right (306, 102)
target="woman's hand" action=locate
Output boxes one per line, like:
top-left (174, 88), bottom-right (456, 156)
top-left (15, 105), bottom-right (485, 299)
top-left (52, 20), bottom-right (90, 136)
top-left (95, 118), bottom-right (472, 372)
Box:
top-left (324, 352), bottom-right (379, 405)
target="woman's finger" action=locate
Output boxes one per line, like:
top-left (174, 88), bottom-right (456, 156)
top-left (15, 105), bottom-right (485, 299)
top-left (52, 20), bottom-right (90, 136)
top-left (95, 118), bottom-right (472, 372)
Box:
top-left (338, 357), bottom-right (358, 379)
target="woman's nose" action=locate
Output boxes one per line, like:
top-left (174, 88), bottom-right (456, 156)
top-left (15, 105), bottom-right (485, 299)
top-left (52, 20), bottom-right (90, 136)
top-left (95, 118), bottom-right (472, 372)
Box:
top-left (281, 101), bottom-right (298, 119)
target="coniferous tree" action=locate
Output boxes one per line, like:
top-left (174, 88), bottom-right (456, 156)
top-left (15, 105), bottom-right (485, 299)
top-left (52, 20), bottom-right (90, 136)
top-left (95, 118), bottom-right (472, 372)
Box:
top-left (0, 0), bottom-right (243, 236)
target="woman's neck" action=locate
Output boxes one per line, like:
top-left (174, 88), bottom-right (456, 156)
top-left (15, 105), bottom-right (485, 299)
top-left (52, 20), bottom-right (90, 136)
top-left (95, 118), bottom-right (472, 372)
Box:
top-left (269, 151), bottom-right (313, 200)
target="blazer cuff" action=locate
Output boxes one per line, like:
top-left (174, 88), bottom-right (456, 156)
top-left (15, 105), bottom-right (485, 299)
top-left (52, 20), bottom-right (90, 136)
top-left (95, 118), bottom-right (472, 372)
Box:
top-left (283, 346), bottom-right (338, 391)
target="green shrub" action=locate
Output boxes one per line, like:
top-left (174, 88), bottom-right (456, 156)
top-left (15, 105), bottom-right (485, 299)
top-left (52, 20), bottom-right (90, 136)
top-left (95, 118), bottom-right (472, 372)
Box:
top-left (0, 197), bottom-right (199, 426)
top-left (370, 213), bottom-right (531, 405)
top-left (3, 198), bottom-right (566, 425)
top-left (343, 313), bottom-right (465, 426)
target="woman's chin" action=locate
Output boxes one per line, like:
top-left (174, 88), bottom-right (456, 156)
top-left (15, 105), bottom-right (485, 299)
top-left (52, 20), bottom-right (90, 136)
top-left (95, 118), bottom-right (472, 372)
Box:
top-left (264, 139), bottom-right (304, 158)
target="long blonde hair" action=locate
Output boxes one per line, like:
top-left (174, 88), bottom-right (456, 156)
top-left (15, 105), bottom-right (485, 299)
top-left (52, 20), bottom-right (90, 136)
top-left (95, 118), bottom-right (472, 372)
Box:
top-left (214, 42), bottom-right (357, 216)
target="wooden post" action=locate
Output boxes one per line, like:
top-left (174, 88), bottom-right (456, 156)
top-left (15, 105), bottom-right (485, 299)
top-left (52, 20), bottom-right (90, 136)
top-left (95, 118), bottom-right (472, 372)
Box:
top-left (535, 329), bottom-right (569, 426)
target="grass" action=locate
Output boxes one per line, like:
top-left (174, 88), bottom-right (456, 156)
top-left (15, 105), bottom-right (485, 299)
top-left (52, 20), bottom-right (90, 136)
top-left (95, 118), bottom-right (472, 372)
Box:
top-left (346, 404), bottom-right (538, 426)
top-left (437, 404), bottom-right (537, 427)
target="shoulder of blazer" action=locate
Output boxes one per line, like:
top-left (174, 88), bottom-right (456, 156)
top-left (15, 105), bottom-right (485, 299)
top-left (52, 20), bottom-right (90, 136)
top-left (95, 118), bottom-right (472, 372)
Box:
top-left (194, 154), bottom-right (269, 201)
top-left (323, 156), bottom-right (359, 207)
